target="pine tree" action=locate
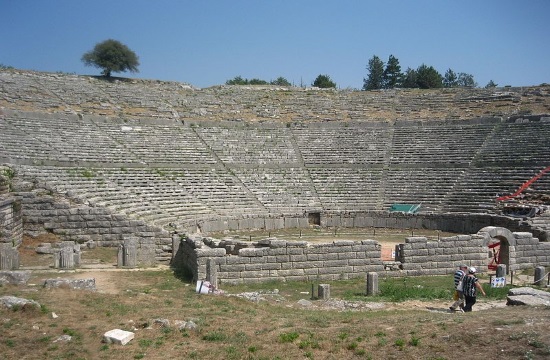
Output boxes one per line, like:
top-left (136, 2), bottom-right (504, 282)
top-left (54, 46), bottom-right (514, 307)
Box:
top-left (416, 64), bottom-right (443, 89)
top-left (363, 55), bottom-right (385, 90)
top-left (383, 55), bottom-right (403, 89)
top-left (444, 69), bottom-right (458, 88)
top-left (402, 67), bottom-right (418, 88)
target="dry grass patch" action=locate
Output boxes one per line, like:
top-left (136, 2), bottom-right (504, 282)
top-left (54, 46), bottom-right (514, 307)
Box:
top-left (1, 269), bottom-right (549, 359)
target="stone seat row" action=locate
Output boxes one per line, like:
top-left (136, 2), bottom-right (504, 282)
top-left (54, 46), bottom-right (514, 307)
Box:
top-left (3, 110), bottom-right (549, 168)
top-left (441, 167), bottom-right (550, 212)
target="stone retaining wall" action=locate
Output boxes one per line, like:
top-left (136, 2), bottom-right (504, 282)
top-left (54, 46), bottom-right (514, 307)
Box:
top-left (198, 211), bottom-right (536, 239)
top-left (175, 227), bottom-right (550, 284)
top-left (14, 188), bottom-right (171, 264)
top-left (175, 235), bottom-right (384, 285)
top-left (396, 235), bottom-right (487, 275)
top-left (0, 196), bottom-right (22, 247)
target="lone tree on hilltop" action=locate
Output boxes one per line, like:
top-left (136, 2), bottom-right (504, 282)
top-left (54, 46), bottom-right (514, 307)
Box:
top-left (81, 39), bottom-right (139, 78)
top-left (312, 74), bottom-right (336, 88)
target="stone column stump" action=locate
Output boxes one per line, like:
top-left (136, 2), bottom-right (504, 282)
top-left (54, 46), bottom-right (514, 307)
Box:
top-left (366, 272), bottom-right (379, 296)
top-left (534, 266), bottom-right (546, 286)
top-left (118, 239), bottom-right (137, 268)
top-left (318, 284), bottom-right (331, 300)
top-left (55, 246), bottom-right (75, 269)
top-left (0, 243), bottom-right (19, 270)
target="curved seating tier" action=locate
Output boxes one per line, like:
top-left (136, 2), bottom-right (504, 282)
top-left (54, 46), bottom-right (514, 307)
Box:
top-left (473, 118), bottom-right (550, 166)
top-left (390, 119), bottom-right (498, 165)
top-left (441, 166), bottom-right (550, 213)
top-left (1, 69), bottom-right (549, 231)
top-left (292, 123), bottom-right (391, 165)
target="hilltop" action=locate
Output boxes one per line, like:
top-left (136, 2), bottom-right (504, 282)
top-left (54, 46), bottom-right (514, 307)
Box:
top-left (1, 68), bottom-right (549, 122)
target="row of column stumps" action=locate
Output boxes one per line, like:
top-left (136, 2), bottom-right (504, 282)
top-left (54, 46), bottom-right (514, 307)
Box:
top-left (306, 273), bottom-right (380, 301)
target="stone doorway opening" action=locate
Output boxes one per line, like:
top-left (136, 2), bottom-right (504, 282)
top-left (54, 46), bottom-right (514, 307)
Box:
top-left (308, 212), bottom-right (321, 226)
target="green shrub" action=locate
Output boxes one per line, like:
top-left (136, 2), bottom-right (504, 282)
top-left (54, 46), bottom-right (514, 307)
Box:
top-left (202, 331), bottom-right (227, 342)
top-left (279, 331), bottom-right (299, 343)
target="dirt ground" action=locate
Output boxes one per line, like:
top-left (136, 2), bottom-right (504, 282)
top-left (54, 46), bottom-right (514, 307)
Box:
top-left (2, 233), bottom-right (549, 359)
top-left (3, 266), bottom-right (549, 360)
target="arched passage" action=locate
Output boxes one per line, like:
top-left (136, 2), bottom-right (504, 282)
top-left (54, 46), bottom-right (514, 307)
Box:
top-left (477, 226), bottom-right (515, 274)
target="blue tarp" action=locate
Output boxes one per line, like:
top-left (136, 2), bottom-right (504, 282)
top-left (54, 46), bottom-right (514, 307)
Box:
top-left (389, 204), bottom-right (421, 214)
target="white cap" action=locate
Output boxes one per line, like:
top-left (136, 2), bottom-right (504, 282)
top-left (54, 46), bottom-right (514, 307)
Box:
top-left (469, 267), bottom-right (477, 274)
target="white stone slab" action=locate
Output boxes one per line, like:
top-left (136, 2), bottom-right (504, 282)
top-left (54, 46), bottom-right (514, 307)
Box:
top-left (103, 329), bottom-right (134, 345)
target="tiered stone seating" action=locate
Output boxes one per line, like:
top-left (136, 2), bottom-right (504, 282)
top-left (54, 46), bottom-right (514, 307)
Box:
top-left (16, 166), bottom-right (215, 228)
top-left (234, 168), bottom-right (320, 213)
top-left (195, 125), bottom-right (299, 164)
top-left (292, 123), bottom-right (391, 165)
top-left (383, 168), bottom-right (466, 212)
top-left (94, 118), bottom-right (218, 165)
top-left (0, 71), bottom-right (65, 113)
top-left (2, 69), bottom-right (549, 227)
top-left (308, 167), bottom-right (383, 211)
top-left (0, 116), bottom-right (62, 162)
top-left (97, 169), bottom-right (213, 222)
top-left (474, 117), bottom-right (550, 166)
top-left (441, 167), bottom-right (549, 213)
top-left (2, 111), bottom-right (136, 164)
top-left (390, 119), bottom-right (498, 165)
top-left (154, 168), bottom-right (268, 218)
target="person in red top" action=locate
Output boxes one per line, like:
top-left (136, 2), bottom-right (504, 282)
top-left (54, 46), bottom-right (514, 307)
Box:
top-left (462, 267), bottom-right (486, 312)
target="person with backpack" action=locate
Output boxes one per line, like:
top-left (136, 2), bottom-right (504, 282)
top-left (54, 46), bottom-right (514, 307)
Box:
top-left (449, 264), bottom-right (468, 312)
top-left (462, 266), bottom-right (486, 312)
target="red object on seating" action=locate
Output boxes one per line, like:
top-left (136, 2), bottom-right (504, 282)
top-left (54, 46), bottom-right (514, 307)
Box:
top-left (496, 166), bottom-right (550, 202)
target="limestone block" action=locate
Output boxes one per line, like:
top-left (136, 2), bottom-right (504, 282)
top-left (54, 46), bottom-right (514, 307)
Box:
top-left (243, 263), bottom-right (265, 271)
top-left (507, 287), bottom-right (550, 306)
top-left (267, 248), bottom-right (287, 255)
top-left (289, 254), bottom-right (307, 262)
top-left (0, 296), bottom-right (40, 310)
top-left (260, 262), bottom-right (280, 271)
top-left (0, 271), bottom-right (31, 285)
top-left (239, 248), bottom-right (267, 257)
top-left (43, 278), bottom-right (96, 291)
top-left (513, 232), bottom-right (534, 239)
top-left (195, 248), bottom-right (226, 257)
top-left (322, 252), bottom-right (338, 261)
top-left (103, 329), bottom-right (134, 345)
top-left (287, 248), bottom-right (304, 255)
top-left (304, 268), bottom-right (319, 275)
top-left (405, 237), bottom-right (427, 243)
top-left (276, 255), bottom-right (290, 262)
top-left (337, 252), bottom-right (356, 260)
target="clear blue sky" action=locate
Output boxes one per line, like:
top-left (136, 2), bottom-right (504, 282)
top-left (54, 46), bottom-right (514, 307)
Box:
top-left (2, 0), bottom-right (549, 89)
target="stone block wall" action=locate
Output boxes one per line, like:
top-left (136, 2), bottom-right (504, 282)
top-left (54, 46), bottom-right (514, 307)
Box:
top-left (198, 211), bottom-right (538, 241)
top-left (396, 235), bottom-right (487, 275)
top-left (0, 196), bottom-right (23, 247)
top-left (198, 214), bottom-right (309, 233)
top-left (321, 211), bottom-right (531, 236)
top-left (14, 189), bottom-right (171, 264)
top-left (504, 232), bottom-right (550, 271)
top-left (176, 235), bottom-right (384, 285)
top-left (175, 227), bottom-right (550, 284)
